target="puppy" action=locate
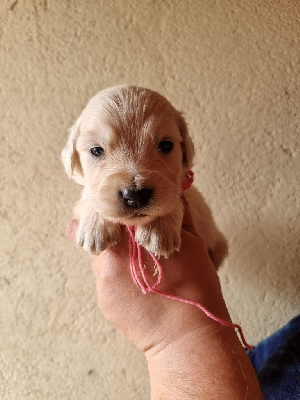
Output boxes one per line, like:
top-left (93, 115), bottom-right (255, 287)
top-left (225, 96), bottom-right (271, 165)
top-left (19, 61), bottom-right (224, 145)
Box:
top-left (62, 85), bottom-right (228, 268)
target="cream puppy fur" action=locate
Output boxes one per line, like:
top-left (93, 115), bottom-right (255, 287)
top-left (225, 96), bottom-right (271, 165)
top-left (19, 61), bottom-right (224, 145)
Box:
top-left (62, 85), bottom-right (227, 267)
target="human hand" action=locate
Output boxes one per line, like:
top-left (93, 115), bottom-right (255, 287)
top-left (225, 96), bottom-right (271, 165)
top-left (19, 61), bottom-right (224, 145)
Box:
top-left (66, 205), bottom-right (229, 354)
top-left (66, 205), bottom-right (262, 399)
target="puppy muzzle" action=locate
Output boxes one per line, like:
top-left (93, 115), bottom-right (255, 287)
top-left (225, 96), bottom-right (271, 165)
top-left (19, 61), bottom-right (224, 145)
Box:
top-left (94, 168), bottom-right (180, 224)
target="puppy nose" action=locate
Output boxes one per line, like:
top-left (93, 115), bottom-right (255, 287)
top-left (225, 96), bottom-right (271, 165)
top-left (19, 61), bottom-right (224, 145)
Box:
top-left (120, 188), bottom-right (153, 209)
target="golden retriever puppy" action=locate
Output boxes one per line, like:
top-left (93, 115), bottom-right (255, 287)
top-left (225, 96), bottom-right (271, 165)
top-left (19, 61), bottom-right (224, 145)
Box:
top-left (62, 85), bottom-right (227, 268)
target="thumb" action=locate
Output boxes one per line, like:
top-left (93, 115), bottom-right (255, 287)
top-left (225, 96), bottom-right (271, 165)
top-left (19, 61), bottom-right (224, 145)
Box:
top-left (66, 219), bottom-right (78, 243)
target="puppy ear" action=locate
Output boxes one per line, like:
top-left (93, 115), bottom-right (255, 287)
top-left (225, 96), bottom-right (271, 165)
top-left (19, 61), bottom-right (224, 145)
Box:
top-left (61, 117), bottom-right (85, 185)
top-left (177, 114), bottom-right (195, 169)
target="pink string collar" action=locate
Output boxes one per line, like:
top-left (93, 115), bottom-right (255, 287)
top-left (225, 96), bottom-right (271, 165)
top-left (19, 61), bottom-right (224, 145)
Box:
top-left (126, 171), bottom-right (253, 351)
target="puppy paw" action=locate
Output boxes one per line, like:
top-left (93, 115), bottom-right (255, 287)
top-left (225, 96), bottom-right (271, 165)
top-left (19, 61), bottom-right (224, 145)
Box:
top-left (135, 224), bottom-right (181, 259)
top-left (77, 214), bottom-right (120, 254)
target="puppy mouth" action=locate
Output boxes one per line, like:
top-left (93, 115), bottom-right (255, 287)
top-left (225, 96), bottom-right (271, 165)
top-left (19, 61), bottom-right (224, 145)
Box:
top-left (132, 212), bottom-right (148, 218)
top-left (106, 210), bottom-right (151, 225)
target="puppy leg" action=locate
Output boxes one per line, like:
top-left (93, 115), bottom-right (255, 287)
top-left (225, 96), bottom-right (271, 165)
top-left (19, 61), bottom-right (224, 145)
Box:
top-left (135, 206), bottom-right (184, 258)
top-left (74, 199), bottom-right (121, 254)
top-left (184, 186), bottom-right (228, 269)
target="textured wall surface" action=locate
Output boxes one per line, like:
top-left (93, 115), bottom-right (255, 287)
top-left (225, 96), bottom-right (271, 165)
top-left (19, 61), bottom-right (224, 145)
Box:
top-left (1, 0), bottom-right (299, 398)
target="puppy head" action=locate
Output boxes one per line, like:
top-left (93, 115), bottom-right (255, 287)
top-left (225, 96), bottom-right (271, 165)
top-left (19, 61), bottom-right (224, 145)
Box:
top-left (62, 85), bottom-right (194, 225)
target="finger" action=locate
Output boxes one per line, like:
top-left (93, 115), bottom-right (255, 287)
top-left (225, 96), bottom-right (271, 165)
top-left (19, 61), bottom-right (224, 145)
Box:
top-left (91, 231), bottom-right (133, 290)
top-left (66, 219), bottom-right (78, 243)
top-left (92, 225), bottom-right (130, 275)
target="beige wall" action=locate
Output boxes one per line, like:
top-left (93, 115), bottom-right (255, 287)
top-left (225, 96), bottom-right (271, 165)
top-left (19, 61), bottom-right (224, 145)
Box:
top-left (1, 1), bottom-right (299, 398)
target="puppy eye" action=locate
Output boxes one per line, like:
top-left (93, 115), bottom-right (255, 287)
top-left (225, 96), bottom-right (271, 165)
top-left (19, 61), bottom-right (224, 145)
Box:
top-left (158, 141), bottom-right (174, 154)
top-left (90, 147), bottom-right (104, 158)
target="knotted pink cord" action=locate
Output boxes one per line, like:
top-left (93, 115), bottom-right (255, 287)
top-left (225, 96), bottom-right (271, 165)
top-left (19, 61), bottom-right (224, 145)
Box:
top-left (126, 171), bottom-right (253, 351)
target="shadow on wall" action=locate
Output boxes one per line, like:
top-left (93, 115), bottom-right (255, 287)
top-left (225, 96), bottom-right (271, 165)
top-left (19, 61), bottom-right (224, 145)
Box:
top-left (227, 219), bottom-right (300, 300)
